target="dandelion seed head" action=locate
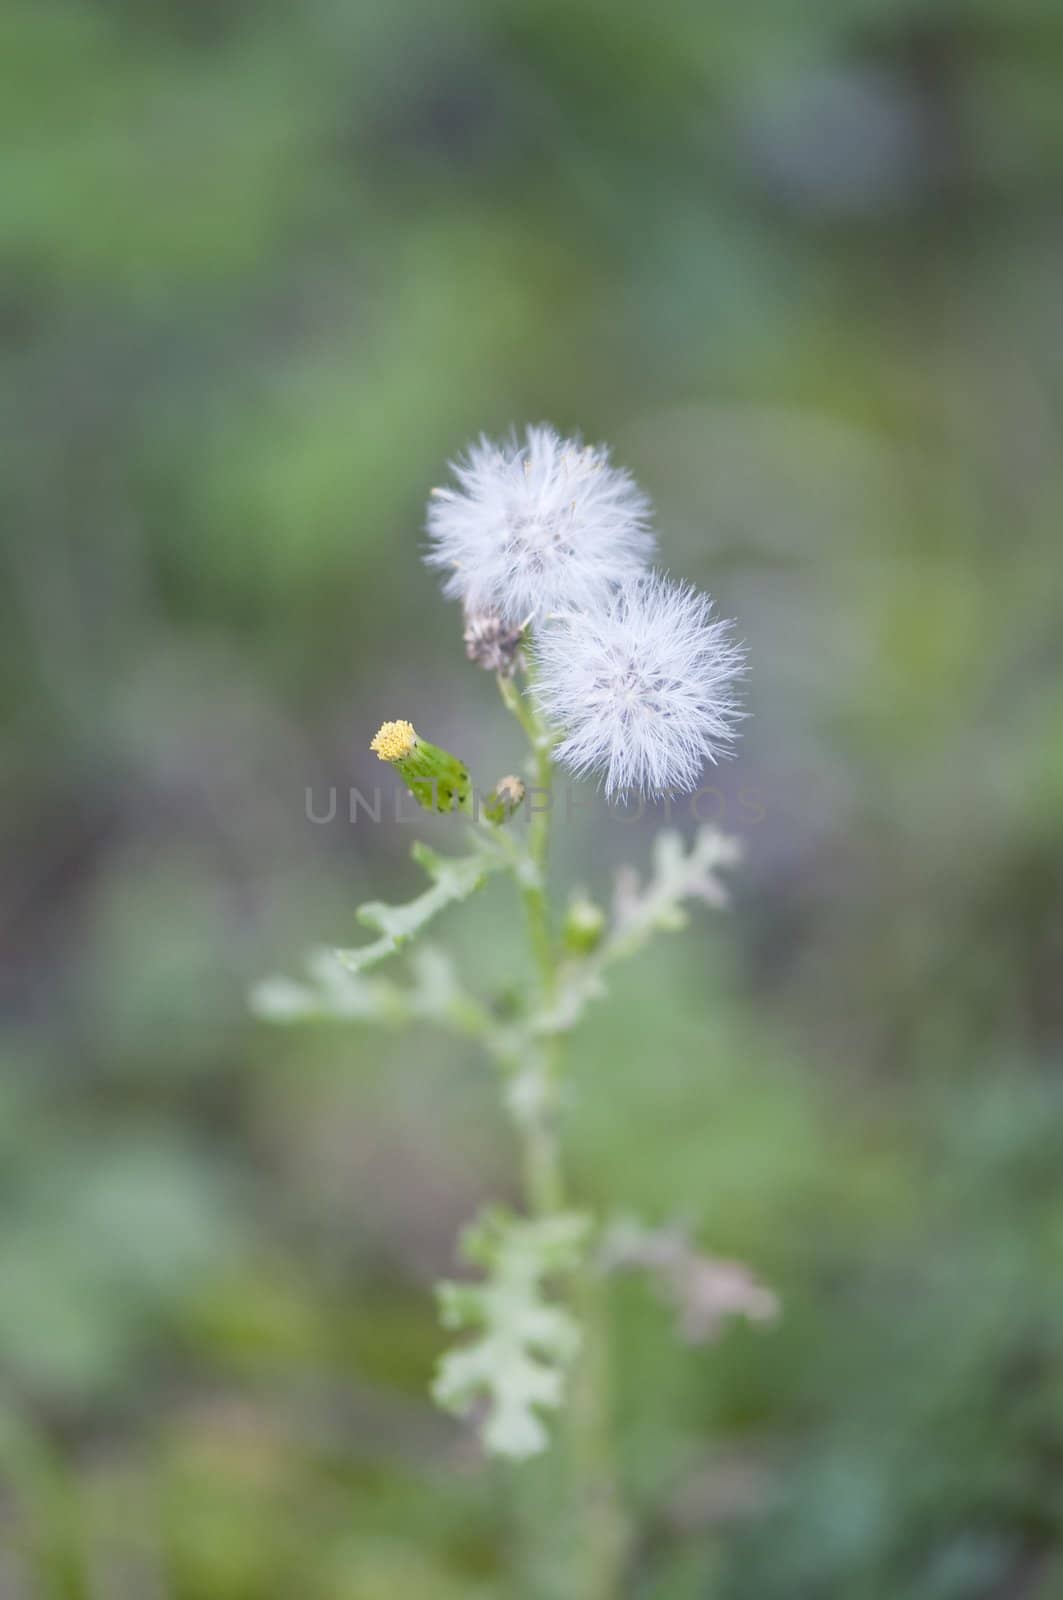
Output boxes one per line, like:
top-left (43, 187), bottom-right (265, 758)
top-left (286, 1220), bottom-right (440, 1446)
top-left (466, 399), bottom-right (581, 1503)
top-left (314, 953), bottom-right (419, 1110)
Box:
top-left (532, 575), bottom-right (745, 798)
top-left (426, 424), bottom-right (654, 624)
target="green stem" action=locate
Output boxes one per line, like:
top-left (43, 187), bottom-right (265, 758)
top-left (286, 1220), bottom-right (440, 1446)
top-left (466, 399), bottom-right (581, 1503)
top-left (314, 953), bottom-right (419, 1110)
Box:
top-left (520, 873), bottom-right (555, 997)
top-left (521, 1082), bottom-right (565, 1217)
top-left (569, 1270), bottom-right (627, 1600)
top-left (497, 669), bottom-right (556, 995)
top-left (496, 669), bottom-right (544, 752)
top-left (496, 668), bottom-right (624, 1599)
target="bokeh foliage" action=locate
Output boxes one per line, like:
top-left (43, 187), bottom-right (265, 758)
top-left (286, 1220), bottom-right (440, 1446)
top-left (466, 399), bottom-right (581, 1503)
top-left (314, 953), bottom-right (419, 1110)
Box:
top-left (3, 0), bottom-right (1063, 1594)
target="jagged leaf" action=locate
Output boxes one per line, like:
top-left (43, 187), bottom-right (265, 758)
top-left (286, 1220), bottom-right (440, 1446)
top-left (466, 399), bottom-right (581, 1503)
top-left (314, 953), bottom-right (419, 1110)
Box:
top-left (537, 826), bottom-right (741, 1036)
top-left (250, 948), bottom-right (399, 1023)
top-left (335, 840), bottom-right (501, 974)
top-left (600, 1217), bottom-right (779, 1344)
top-left (609, 826), bottom-right (741, 958)
top-left (433, 1208), bottom-right (591, 1460)
top-left (250, 942), bottom-right (495, 1039)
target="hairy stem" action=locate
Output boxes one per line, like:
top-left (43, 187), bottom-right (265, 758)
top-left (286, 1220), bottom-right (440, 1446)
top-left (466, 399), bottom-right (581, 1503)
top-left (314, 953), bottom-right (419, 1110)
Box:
top-left (569, 1269), bottom-right (627, 1600)
top-left (498, 668), bottom-right (623, 1598)
top-left (497, 669), bottom-right (562, 1201)
top-left (498, 671), bottom-right (555, 991)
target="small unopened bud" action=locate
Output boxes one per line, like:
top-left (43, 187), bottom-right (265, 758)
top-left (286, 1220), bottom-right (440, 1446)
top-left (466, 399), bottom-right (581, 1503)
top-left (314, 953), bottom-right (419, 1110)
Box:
top-left (483, 774), bottom-right (526, 826)
top-left (370, 720), bottom-right (471, 814)
top-left (463, 609), bottom-right (525, 677)
top-left (563, 890), bottom-right (606, 955)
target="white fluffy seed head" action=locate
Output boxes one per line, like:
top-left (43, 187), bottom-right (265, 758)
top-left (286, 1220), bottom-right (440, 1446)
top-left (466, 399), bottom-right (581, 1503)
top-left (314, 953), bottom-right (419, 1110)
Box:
top-left (425, 424), bottom-right (654, 625)
top-left (532, 575), bottom-right (745, 798)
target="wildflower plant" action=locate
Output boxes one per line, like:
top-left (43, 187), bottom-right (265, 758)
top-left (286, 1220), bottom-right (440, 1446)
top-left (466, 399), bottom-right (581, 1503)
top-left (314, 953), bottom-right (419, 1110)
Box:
top-left (254, 424), bottom-right (774, 1580)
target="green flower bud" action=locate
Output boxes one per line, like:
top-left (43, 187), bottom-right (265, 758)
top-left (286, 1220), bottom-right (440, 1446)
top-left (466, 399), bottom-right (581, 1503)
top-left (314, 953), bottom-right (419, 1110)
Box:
top-left (563, 890), bottom-right (606, 955)
top-left (482, 774), bottom-right (526, 826)
top-left (370, 720), bottom-right (471, 813)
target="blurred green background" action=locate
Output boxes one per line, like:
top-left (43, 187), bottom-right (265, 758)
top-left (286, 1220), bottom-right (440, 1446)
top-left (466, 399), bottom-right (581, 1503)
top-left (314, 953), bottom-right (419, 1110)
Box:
top-left (4, 0), bottom-right (1063, 1595)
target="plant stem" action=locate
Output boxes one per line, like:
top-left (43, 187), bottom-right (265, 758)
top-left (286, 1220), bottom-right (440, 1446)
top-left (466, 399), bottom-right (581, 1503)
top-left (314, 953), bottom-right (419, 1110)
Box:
top-left (497, 670), bottom-right (562, 1202)
top-left (520, 1067), bottom-right (564, 1218)
top-left (497, 669), bottom-right (624, 1599)
top-left (497, 672), bottom-right (555, 993)
top-left (569, 1269), bottom-right (627, 1600)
